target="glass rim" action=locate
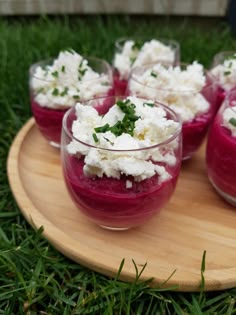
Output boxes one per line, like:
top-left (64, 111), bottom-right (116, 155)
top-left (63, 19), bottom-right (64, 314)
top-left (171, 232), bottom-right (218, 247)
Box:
top-left (115, 36), bottom-right (180, 52)
top-left (211, 50), bottom-right (236, 70)
top-left (129, 62), bottom-right (214, 94)
top-left (62, 95), bottom-right (182, 152)
top-left (29, 55), bottom-right (113, 84)
top-left (224, 88), bottom-right (236, 111)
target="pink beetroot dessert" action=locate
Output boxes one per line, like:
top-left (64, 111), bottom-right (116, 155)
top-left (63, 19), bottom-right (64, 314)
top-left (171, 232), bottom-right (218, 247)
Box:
top-left (113, 70), bottom-right (128, 96)
top-left (63, 155), bottom-right (179, 229)
top-left (31, 99), bottom-right (68, 146)
top-left (206, 113), bottom-right (236, 205)
top-left (182, 108), bottom-right (213, 160)
top-left (31, 91), bottom-right (115, 146)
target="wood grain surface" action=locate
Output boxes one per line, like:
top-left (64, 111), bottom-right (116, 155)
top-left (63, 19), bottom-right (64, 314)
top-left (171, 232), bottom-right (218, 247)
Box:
top-left (7, 118), bottom-right (236, 292)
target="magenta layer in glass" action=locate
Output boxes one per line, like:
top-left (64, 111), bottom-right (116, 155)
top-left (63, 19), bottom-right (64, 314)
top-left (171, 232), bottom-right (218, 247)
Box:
top-left (112, 70), bottom-right (128, 96)
top-left (61, 97), bottom-right (182, 229)
top-left (31, 100), bottom-right (68, 145)
top-left (206, 92), bottom-right (236, 206)
top-left (31, 95), bottom-right (114, 146)
top-left (127, 65), bottom-right (216, 160)
top-left (64, 155), bottom-right (179, 229)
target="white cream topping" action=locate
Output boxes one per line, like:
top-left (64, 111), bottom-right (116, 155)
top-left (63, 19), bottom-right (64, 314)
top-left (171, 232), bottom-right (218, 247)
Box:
top-left (31, 50), bottom-right (112, 109)
top-left (129, 62), bottom-right (210, 122)
top-left (222, 105), bottom-right (236, 137)
top-left (113, 39), bottom-right (176, 80)
top-left (67, 96), bottom-right (180, 182)
top-left (211, 54), bottom-right (236, 91)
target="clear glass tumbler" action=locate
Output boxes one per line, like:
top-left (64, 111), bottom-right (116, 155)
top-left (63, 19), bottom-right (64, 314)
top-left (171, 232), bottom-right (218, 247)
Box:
top-left (61, 95), bottom-right (182, 230)
top-left (112, 37), bottom-right (180, 96)
top-left (128, 63), bottom-right (216, 160)
top-left (206, 88), bottom-right (236, 206)
top-left (30, 56), bottom-right (113, 147)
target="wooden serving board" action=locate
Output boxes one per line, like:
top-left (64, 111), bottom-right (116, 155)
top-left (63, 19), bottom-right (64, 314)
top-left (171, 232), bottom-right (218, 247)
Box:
top-left (7, 118), bottom-right (236, 292)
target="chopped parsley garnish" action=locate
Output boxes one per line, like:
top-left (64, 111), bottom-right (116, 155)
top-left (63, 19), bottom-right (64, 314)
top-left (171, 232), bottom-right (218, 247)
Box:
top-left (78, 68), bottom-right (87, 78)
top-left (60, 86), bottom-right (69, 96)
top-left (52, 88), bottom-right (59, 96)
top-left (93, 133), bottom-right (99, 143)
top-left (61, 65), bottom-right (66, 72)
top-left (78, 59), bottom-right (88, 80)
top-left (51, 71), bottom-right (59, 78)
top-left (229, 117), bottom-right (236, 127)
top-left (73, 95), bottom-right (80, 100)
top-left (224, 70), bottom-right (231, 76)
top-left (143, 102), bottom-right (154, 107)
top-left (93, 99), bottom-right (140, 138)
top-left (150, 71), bottom-right (158, 78)
top-left (228, 61), bottom-right (233, 68)
top-left (94, 123), bottom-right (110, 133)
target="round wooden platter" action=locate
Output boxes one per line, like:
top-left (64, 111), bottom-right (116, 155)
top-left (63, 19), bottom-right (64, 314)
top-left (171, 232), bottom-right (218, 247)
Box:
top-left (7, 118), bottom-right (236, 292)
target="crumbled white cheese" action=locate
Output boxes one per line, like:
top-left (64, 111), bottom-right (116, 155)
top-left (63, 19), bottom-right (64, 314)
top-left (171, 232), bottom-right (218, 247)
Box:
top-left (211, 54), bottom-right (236, 91)
top-left (31, 50), bottom-right (112, 109)
top-left (113, 39), bottom-right (176, 80)
top-left (67, 96), bottom-right (181, 182)
top-left (126, 180), bottom-right (133, 189)
top-left (222, 105), bottom-right (236, 137)
top-left (129, 62), bottom-right (210, 122)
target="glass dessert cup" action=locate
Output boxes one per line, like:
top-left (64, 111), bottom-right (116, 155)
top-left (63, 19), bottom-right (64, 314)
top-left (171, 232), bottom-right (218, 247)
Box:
top-left (112, 37), bottom-right (180, 96)
top-left (30, 56), bottom-right (114, 148)
top-left (210, 51), bottom-right (236, 113)
top-left (206, 89), bottom-right (236, 206)
top-left (127, 63), bottom-right (216, 160)
top-left (61, 96), bottom-right (182, 230)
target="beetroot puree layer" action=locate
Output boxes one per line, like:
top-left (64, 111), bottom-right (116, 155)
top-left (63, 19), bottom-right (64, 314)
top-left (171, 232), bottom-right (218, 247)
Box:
top-left (113, 71), bottom-right (128, 95)
top-left (63, 155), bottom-right (179, 228)
top-left (31, 100), bottom-right (68, 144)
top-left (206, 115), bottom-right (236, 198)
top-left (182, 109), bottom-right (213, 160)
top-left (31, 90), bottom-right (115, 145)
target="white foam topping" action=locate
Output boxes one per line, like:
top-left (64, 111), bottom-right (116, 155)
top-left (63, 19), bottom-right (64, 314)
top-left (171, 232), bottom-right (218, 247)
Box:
top-left (31, 50), bottom-right (112, 109)
top-left (222, 105), bottom-right (236, 137)
top-left (129, 62), bottom-right (210, 122)
top-left (113, 39), bottom-right (176, 80)
top-left (67, 96), bottom-right (181, 182)
top-left (211, 54), bottom-right (236, 91)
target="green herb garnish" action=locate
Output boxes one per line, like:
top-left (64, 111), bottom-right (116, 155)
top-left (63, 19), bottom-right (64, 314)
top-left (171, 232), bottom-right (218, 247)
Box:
top-left (93, 133), bottom-right (99, 143)
top-left (93, 99), bottom-right (140, 138)
top-left (224, 70), bottom-right (231, 76)
top-left (103, 137), bottom-right (114, 145)
top-left (73, 95), bottom-right (80, 100)
top-left (60, 86), bottom-right (68, 96)
top-left (229, 117), bottom-right (236, 127)
top-left (52, 88), bottom-right (59, 96)
top-left (61, 65), bottom-right (66, 72)
top-left (143, 102), bottom-right (154, 107)
top-left (94, 123), bottom-right (110, 133)
top-left (150, 71), bottom-right (157, 78)
top-left (51, 71), bottom-right (59, 78)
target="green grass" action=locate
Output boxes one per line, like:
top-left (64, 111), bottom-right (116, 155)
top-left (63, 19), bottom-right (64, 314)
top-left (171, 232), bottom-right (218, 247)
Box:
top-left (1, 15), bottom-right (236, 314)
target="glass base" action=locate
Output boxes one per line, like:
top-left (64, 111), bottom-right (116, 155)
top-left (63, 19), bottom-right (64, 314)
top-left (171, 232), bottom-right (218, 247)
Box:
top-left (49, 141), bottom-right (60, 149)
top-left (208, 176), bottom-right (236, 207)
top-left (100, 225), bottom-right (130, 231)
